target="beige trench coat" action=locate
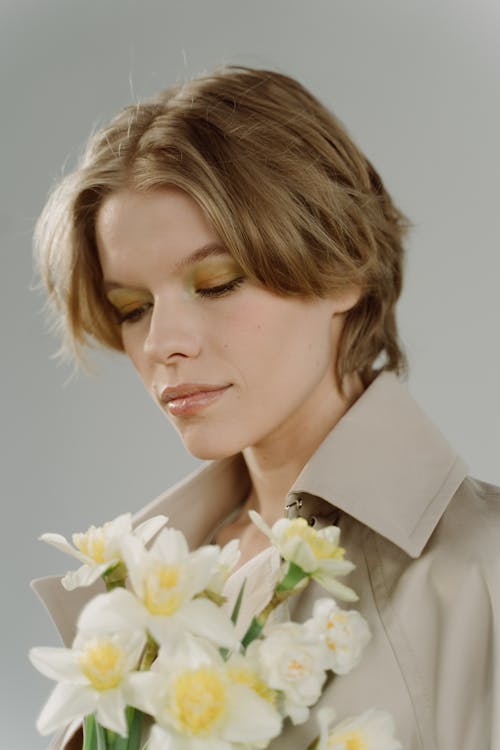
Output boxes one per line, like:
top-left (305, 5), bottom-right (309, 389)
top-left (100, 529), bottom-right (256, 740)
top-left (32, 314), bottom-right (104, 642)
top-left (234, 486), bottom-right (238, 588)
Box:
top-left (32, 371), bottom-right (500, 750)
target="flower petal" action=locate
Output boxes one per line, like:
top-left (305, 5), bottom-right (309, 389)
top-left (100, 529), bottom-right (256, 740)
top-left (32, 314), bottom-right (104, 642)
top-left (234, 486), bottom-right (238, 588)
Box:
top-left (187, 545), bottom-right (222, 594)
top-left (312, 572), bottom-right (359, 602)
top-left (323, 708), bottom-right (402, 750)
top-left (62, 562), bottom-right (112, 591)
top-left (147, 725), bottom-right (190, 750)
top-left (95, 688), bottom-right (128, 736)
top-left (29, 647), bottom-right (86, 684)
top-left (120, 534), bottom-right (147, 598)
top-left (152, 527), bottom-right (189, 563)
top-left (280, 536), bottom-right (317, 572)
top-left (36, 682), bottom-right (96, 736)
top-left (39, 533), bottom-right (89, 564)
top-left (76, 588), bottom-right (147, 634)
top-left (223, 684), bottom-right (282, 743)
top-left (180, 598), bottom-right (239, 649)
top-left (125, 672), bottom-right (164, 717)
top-left (147, 615), bottom-right (184, 649)
top-left (248, 510), bottom-right (273, 539)
top-left (134, 515), bottom-right (168, 544)
top-left (317, 706), bottom-right (338, 750)
top-left (107, 513), bottom-right (133, 536)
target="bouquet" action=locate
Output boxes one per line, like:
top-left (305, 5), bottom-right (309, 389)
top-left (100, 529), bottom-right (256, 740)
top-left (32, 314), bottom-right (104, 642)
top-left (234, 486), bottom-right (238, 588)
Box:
top-left (30, 510), bottom-right (401, 750)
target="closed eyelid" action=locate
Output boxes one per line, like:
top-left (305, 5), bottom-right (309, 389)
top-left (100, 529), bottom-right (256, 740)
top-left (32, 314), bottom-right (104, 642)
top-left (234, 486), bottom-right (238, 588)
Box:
top-left (106, 288), bottom-right (153, 308)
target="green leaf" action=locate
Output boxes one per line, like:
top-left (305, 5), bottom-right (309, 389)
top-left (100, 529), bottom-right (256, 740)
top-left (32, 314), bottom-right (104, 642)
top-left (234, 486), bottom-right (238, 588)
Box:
top-left (112, 707), bottom-right (144, 750)
top-left (241, 616), bottom-right (264, 649)
top-left (127, 708), bottom-right (144, 749)
top-left (230, 578), bottom-right (247, 625)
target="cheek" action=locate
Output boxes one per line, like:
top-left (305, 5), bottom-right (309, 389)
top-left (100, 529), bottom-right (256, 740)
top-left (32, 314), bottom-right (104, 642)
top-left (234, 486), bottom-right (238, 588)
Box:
top-left (122, 335), bottom-right (152, 384)
top-left (222, 299), bottom-right (332, 383)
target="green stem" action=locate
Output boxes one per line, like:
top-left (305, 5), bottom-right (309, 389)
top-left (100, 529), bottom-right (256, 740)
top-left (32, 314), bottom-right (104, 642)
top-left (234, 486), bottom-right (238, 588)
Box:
top-left (112, 706), bottom-right (144, 750)
top-left (103, 562), bottom-right (128, 591)
top-left (241, 572), bottom-right (310, 649)
top-left (139, 633), bottom-right (158, 671)
top-left (276, 561), bottom-right (309, 592)
top-left (83, 715), bottom-right (96, 750)
top-left (127, 708), bottom-right (144, 749)
top-left (95, 720), bottom-right (108, 750)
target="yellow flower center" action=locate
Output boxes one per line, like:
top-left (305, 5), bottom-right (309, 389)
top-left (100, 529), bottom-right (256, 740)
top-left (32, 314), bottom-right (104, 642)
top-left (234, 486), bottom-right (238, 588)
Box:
top-left (328, 731), bottom-right (367, 750)
top-left (227, 666), bottom-right (277, 705)
top-left (79, 639), bottom-right (125, 691)
top-left (286, 655), bottom-right (310, 681)
top-left (73, 526), bottom-right (107, 563)
top-left (284, 519), bottom-right (345, 560)
top-left (172, 667), bottom-right (226, 735)
top-left (326, 612), bottom-right (349, 650)
top-left (144, 563), bottom-right (182, 615)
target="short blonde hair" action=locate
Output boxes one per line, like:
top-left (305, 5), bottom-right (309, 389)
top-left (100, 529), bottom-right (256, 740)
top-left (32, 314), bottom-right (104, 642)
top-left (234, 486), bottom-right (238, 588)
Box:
top-left (34, 65), bottom-right (411, 397)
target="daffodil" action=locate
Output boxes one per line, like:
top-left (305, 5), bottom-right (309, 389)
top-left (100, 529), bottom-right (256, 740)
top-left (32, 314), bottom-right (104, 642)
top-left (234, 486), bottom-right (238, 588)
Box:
top-left (206, 539), bottom-right (241, 596)
top-left (247, 621), bottom-right (327, 725)
top-left (316, 707), bottom-right (402, 750)
top-left (249, 511), bottom-right (358, 602)
top-left (29, 629), bottom-right (146, 737)
top-left (306, 598), bottom-right (371, 675)
top-left (40, 512), bottom-right (167, 590)
top-left (78, 529), bottom-right (239, 650)
top-left (126, 637), bottom-right (282, 750)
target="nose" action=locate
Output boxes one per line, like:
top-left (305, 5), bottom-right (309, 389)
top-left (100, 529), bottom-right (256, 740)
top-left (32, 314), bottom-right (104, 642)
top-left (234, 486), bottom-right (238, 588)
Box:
top-left (143, 293), bottom-right (202, 364)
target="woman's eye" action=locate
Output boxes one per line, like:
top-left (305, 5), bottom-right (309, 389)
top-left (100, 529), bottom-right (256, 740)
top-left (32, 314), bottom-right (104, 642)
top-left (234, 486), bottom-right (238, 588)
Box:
top-left (115, 277), bottom-right (245, 324)
top-left (197, 277), bottom-right (245, 298)
top-left (117, 302), bottom-right (152, 325)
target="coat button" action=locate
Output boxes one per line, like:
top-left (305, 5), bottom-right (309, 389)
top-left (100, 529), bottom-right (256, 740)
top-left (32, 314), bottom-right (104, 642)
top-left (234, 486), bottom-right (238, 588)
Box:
top-left (284, 496), bottom-right (303, 518)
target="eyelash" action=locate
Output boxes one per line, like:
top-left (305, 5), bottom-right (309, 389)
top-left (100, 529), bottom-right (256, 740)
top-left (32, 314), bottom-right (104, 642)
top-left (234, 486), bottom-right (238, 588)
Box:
top-left (116, 277), bottom-right (245, 325)
top-left (197, 276), bottom-right (245, 298)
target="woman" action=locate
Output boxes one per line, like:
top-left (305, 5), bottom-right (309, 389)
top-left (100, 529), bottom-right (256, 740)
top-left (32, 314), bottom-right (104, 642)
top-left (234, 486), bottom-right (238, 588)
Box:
top-left (32, 66), bottom-right (500, 749)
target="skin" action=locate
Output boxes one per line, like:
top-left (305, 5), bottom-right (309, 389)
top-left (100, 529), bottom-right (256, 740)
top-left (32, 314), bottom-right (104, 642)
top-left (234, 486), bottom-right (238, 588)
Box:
top-left (96, 187), bottom-right (366, 567)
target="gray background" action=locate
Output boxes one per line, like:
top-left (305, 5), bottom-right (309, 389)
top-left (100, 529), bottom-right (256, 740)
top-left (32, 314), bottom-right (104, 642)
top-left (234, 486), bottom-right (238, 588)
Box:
top-left (2, 1), bottom-right (499, 748)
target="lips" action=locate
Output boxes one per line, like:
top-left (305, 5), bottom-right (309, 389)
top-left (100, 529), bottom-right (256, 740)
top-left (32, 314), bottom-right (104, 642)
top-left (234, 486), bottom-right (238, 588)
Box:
top-left (159, 383), bottom-right (231, 404)
top-left (158, 383), bottom-right (232, 417)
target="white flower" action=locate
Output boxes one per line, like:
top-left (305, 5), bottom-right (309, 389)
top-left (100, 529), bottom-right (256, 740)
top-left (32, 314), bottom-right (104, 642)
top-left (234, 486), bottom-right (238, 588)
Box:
top-left (29, 629), bottom-right (146, 737)
top-left (247, 621), bottom-right (327, 725)
top-left (40, 512), bottom-right (168, 590)
top-left (126, 637), bottom-right (282, 750)
top-left (316, 707), bottom-right (402, 750)
top-left (206, 539), bottom-right (241, 595)
top-left (78, 529), bottom-right (238, 650)
top-left (306, 598), bottom-right (371, 675)
top-left (249, 511), bottom-right (358, 602)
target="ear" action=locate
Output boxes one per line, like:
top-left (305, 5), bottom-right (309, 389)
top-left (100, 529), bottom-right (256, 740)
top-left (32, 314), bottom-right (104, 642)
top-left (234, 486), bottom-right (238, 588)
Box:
top-left (331, 284), bottom-right (363, 315)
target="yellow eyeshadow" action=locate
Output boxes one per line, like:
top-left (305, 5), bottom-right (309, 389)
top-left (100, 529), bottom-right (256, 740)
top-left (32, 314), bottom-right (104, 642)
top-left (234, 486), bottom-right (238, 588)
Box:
top-left (191, 259), bottom-right (243, 286)
top-left (106, 288), bottom-right (153, 313)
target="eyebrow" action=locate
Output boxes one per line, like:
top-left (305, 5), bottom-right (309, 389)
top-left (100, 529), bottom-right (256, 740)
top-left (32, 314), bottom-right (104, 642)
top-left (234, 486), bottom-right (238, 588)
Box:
top-left (103, 243), bottom-right (230, 291)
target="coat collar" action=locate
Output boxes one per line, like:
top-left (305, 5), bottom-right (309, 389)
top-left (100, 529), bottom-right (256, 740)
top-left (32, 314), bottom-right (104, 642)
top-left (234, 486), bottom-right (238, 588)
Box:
top-left (32, 369), bottom-right (468, 645)
top-left (285, 370), bottom-right (468, 558)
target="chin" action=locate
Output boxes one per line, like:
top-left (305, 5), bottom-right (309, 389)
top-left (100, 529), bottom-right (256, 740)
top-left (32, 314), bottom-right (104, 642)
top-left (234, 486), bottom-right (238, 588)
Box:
top-left (179, 431), bottom-right (244, 462)
top-left (185, 444), bottom-right (241, 461)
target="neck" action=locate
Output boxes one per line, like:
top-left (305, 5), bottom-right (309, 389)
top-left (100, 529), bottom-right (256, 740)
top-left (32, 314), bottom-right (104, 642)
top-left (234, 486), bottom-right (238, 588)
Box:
top-left (241, 370), bottom-right (366, 526)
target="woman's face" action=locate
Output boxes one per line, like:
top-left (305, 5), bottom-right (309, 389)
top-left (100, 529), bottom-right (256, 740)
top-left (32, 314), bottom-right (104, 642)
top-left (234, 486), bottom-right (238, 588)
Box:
top-left (96, 187), bottom-right (360, 460)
